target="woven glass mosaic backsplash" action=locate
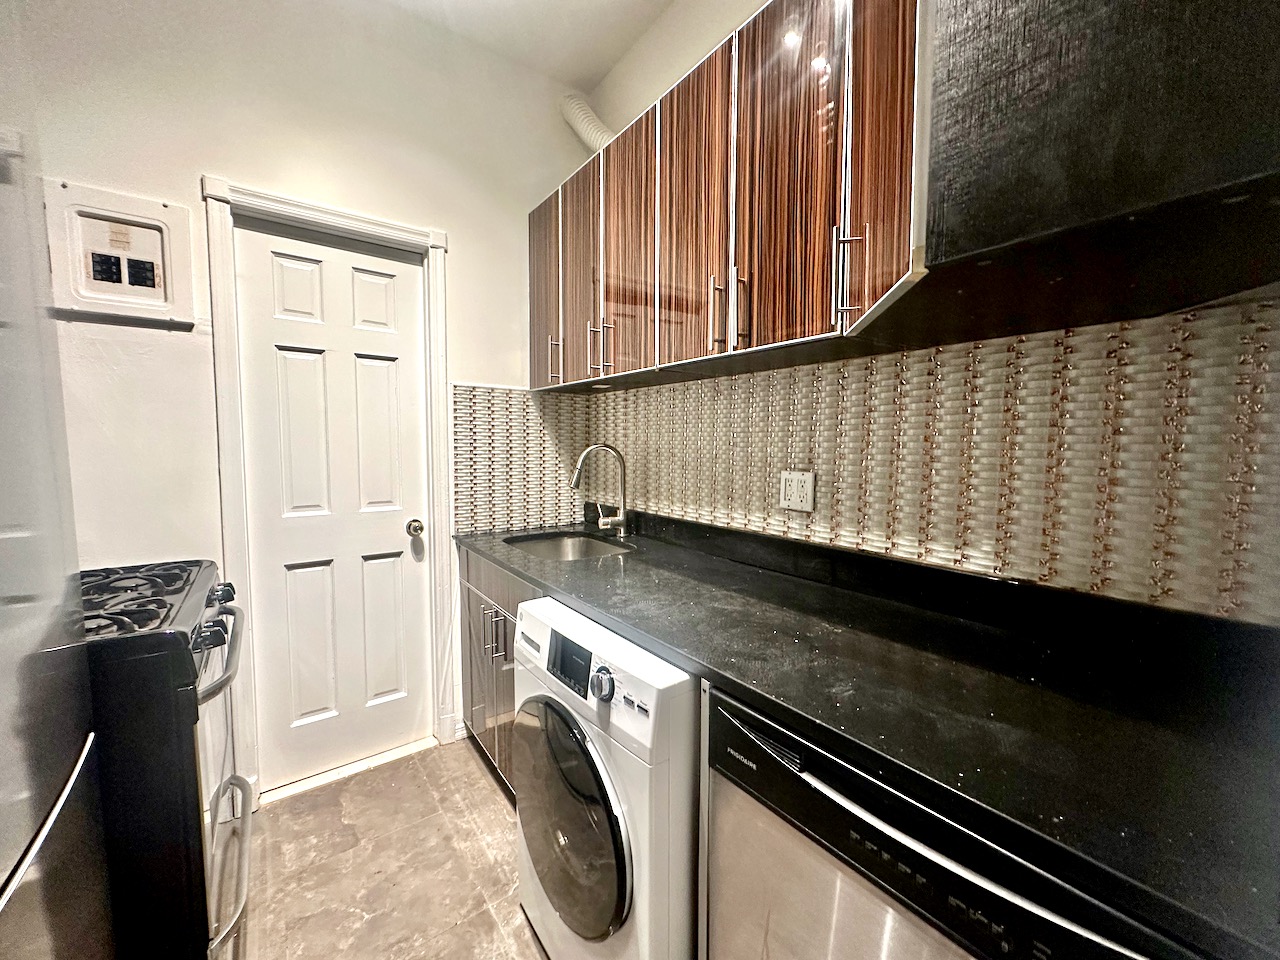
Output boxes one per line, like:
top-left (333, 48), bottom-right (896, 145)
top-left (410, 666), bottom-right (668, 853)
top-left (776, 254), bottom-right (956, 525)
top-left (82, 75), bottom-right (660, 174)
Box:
top-left (452, 299), bottom-right (1278, 624)
top-left (451, 386), bottom-right (589, 535)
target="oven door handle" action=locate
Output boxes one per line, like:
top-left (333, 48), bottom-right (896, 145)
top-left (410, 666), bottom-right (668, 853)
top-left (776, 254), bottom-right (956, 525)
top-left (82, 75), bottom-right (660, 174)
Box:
top-left (197, 604), bottom-right (243, 706)
top-left (207, 774), bottom-right (253, 956)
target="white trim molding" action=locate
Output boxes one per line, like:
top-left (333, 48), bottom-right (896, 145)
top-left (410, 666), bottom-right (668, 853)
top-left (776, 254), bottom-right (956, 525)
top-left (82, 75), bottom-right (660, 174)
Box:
top-left (425, 237), bottom-right (462, 744)
top-left (201, 176), bottom-right (448, 252)
top-left (257, 736), bottom-right (439, 806)
top-left (205, 193), bottom-right (262, 805)
top-left (203, 176), bottom-right (456, 804)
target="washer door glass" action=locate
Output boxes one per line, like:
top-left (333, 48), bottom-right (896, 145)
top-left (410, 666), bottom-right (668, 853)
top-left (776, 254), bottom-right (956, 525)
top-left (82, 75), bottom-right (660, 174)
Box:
top-left (512, 694), bottom-right (630, 941)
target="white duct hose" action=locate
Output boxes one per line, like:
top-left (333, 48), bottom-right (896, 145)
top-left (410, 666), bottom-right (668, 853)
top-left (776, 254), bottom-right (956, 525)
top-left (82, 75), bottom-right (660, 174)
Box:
top-left (559, 94), bottom-right (615, 152)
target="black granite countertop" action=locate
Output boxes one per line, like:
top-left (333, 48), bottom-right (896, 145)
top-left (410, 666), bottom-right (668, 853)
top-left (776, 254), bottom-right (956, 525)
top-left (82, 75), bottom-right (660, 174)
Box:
top-left (456, 519), bottom-right (1280, 960)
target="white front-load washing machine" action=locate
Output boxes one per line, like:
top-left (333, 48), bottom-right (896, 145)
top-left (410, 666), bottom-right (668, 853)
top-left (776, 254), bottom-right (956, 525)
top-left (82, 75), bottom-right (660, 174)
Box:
top-left (511, 597), bottom-right (698, 960)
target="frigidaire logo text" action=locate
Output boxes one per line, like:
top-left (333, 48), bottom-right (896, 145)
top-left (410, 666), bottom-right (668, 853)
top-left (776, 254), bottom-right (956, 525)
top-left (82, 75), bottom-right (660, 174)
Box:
top-left (727, 747), bottom-right (757, 771)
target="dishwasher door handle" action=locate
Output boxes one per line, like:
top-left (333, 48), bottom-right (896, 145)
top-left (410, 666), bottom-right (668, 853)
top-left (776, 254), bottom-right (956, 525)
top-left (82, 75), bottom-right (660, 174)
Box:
top-left (724, 709), bottom-right (1151, 960)
top-left (802, 768), bottom-right (1149, 959)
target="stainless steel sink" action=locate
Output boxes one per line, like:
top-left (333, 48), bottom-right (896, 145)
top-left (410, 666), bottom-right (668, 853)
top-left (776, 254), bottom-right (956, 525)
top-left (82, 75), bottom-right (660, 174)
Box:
top-left (503, 533), bottom-right (633, 561)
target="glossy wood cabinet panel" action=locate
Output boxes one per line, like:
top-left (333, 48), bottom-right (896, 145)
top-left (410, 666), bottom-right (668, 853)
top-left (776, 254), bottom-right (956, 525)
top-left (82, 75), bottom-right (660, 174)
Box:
top-left (659, 41), bottom-right (734, 364)
top-left (843, 0), bottom-right (916, 325)
top-left (735, 0), bottom-right (850, 348)
top-left (561, 157), bottom-right (600, 383)
top-left (525, 0), bottom-right (921, 390)
top-left (528, 191), bottom-right (561, 388)
top-left (602, 108), bottom-right (657, 375)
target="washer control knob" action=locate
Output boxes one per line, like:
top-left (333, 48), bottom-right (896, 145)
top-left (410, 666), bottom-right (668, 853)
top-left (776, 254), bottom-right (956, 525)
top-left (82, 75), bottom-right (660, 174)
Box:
top-left (589, 666), bottom-right (615, 703)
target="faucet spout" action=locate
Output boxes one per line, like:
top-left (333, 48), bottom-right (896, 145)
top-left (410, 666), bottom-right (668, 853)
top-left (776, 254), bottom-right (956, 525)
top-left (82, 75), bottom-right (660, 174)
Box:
top-left (571, 444), bottom-right (627, 538)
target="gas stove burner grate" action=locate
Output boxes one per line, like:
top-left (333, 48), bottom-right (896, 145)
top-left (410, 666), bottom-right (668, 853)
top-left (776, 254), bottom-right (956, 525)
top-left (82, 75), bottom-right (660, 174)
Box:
top-left (81, 561), bottom-right (201, 602)
top-left (80, 567), bottom-right (125, 590)
top-left (79, 560), bottom-right (208, 639)
top-left (83, 603), bottom-right (169, 637)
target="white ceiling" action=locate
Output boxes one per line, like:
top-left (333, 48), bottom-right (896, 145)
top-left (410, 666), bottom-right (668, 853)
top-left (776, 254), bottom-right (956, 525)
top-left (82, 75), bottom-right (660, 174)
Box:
top-left (402, 0), bottom-right (675, 91)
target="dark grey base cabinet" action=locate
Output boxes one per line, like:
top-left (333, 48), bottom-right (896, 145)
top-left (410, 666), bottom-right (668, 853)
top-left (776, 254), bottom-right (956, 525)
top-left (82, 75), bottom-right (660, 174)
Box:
top-left (458, 548), bottom-right (541, 787)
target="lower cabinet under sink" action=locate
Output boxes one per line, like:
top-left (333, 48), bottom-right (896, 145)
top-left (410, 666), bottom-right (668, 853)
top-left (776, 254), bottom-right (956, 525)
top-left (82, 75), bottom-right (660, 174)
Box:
top-left (458, 547), bottom-right (542, 786)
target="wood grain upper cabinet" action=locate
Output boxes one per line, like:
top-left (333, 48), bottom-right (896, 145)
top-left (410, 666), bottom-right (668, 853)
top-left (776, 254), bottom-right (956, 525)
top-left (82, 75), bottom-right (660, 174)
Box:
top-left (735, 0), bottom-right (851, 349)
top-left (561, 156), bottom-right (600, 383)
top-left (846, 0), bottom-right (916, 331)
top-left (658, 41), bottom-right (733, 364)
top-left (528, 191), bottom-right (561, 388)
top-left (601, 108), bottom-right (657, 375)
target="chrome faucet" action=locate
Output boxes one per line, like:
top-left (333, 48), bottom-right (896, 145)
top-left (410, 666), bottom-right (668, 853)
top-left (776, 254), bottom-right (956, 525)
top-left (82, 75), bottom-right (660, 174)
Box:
top-left (570, 444), bottom-right (627, 539)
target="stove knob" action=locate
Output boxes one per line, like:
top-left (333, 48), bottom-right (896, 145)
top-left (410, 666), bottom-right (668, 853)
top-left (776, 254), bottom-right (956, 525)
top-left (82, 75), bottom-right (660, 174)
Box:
top-left (194, 618), bottom-right (229, 651)
top-left (209, 582), bottom-right (237, 604)
top-left (588, 666), bottom-right (615, 703)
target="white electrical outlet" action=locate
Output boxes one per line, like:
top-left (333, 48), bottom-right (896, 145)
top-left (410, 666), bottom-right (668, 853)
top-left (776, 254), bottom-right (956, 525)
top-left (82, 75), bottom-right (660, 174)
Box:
top-left (779, 470), bottom-right (815, 512)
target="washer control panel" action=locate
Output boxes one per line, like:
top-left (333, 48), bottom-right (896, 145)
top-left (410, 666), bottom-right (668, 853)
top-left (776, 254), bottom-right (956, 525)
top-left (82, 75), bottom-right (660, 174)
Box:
top-left (516, 597), bottom-right (695, 764)
top-left (586, 650), bottom-right (661, 748)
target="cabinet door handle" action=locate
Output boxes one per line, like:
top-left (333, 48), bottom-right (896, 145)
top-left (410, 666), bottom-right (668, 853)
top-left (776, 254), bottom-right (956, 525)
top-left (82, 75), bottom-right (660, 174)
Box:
top-left (491, 611), bottom-right (508, 659)
top-left (601, 320), bottom-right (615, 371)
top-left (708, 275), bottom-right (728, 353)
top-left (735, 273), bottom-right (751, 349)
top-left (587, 324), bottom-right (602, 373)
top-left (480, 605), bottom-right (493, 654)
top-left (861, 222), bottom-right (873, 322)
top-left (547, 335), bottom-right (562, 383)
top-left (833, 222), bottom-right (871, 326)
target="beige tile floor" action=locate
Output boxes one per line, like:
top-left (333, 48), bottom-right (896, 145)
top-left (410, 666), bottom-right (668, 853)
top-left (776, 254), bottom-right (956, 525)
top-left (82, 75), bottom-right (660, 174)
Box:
top-left (239, 739), bottom-right (547, 959)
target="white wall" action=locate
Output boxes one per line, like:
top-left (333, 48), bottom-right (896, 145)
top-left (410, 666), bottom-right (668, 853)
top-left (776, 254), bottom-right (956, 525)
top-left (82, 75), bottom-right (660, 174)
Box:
top-left (17, 0), bottom-right (587, 566)
top-left (587, 0), bottom-right (767, 131)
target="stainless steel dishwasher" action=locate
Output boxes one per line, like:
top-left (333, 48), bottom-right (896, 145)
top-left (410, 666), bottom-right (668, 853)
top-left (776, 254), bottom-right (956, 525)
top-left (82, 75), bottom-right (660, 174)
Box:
top-left (699, 687), bottom-right (1203, 960)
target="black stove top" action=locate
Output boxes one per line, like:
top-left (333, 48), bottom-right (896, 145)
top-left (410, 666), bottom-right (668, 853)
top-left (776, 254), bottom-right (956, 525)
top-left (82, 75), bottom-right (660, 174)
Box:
top-left (80, 561), bottom-right (221, 641)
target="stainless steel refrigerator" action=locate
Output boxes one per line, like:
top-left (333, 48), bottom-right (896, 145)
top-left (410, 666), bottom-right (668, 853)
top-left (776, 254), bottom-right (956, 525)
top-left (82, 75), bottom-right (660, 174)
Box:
top-left (0, 9), bottom-right (116, 958)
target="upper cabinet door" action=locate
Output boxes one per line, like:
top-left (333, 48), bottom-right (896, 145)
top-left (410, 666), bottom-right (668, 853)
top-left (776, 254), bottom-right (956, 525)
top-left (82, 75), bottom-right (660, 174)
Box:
top-left (658, 41), bottom-right (734, 365)
top-left (528, 191), bottom-right (561, 389)
top-left (735, 0), bottom-right (851, 348)
top-left (601, 108), bottom-right (657, 375)
top-left (844, 0), bottom-right (916, 330)
top-left (561, 156), bottom-right (600, 384)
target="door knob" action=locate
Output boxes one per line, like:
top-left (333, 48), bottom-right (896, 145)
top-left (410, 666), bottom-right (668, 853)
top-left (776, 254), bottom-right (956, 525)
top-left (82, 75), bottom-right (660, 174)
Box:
top-left (405, 518), bottom-right (425, 537)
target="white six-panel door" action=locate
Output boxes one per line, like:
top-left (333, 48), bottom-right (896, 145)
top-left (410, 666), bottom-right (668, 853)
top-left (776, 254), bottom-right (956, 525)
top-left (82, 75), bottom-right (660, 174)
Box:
top-left (234, 224), bottom-right (430, 792)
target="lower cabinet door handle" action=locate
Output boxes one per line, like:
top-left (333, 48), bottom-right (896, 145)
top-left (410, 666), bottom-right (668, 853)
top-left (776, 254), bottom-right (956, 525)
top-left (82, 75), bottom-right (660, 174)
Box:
top-left (491, 612), bottom-right (508, 658)
top-left (481, 605), bottom-right (493, 654)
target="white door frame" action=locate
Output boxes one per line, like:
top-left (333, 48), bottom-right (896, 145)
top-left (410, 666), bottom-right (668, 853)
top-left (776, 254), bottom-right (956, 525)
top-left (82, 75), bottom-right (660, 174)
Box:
top-left (202, 176), bottom-right (455, 806)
